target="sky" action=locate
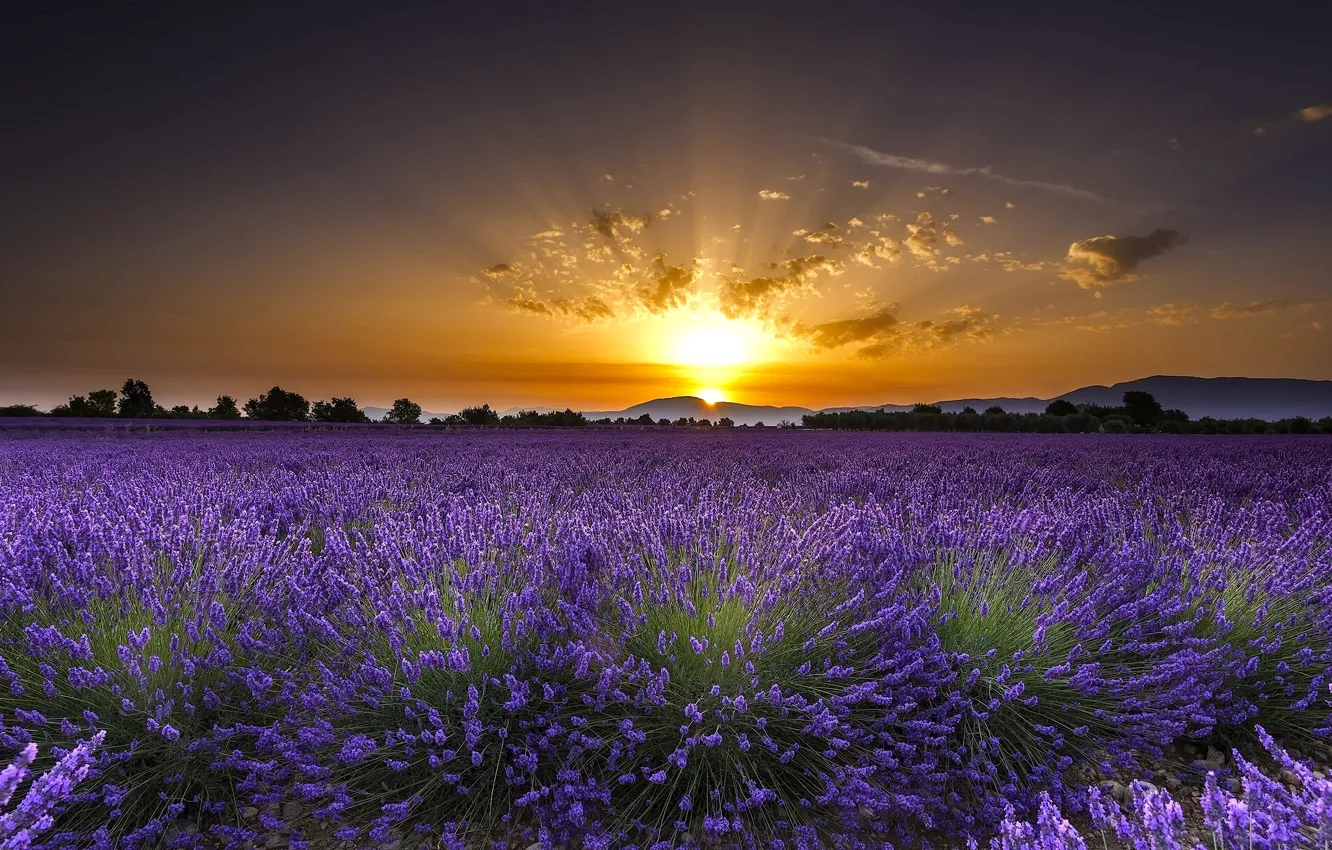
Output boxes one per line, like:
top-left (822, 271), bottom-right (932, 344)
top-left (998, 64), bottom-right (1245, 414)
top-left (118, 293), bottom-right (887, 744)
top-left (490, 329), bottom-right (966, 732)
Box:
top-left (3, 1), bottom-right (1331, 412)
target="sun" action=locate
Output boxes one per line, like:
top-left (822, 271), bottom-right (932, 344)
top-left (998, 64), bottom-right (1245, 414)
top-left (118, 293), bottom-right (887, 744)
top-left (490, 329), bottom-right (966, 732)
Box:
top-left (671, 324), bottom-right (755, 368)
top-left (698, 388), bottom-right (725, 405)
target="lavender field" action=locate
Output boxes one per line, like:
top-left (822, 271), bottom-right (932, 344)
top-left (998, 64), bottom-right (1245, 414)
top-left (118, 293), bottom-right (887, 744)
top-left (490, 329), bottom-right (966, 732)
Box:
top-left (2, 430), bottom-right (1330, 850)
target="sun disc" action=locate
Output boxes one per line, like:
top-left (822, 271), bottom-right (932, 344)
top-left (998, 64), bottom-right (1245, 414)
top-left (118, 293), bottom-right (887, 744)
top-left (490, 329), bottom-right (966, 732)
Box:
top-left (699, 388), bottom-right (725, 405)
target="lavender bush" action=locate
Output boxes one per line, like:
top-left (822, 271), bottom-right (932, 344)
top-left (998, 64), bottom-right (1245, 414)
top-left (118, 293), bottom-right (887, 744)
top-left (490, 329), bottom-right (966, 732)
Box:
top-left (1, 733), bottom-right (103, 850)
top-left (0, 430), bottom-right (1329, 848)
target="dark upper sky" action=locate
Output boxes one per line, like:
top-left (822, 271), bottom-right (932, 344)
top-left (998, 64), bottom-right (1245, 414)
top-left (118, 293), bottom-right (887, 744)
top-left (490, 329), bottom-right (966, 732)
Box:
top-left (3, 1), bottom-right (1331, 410)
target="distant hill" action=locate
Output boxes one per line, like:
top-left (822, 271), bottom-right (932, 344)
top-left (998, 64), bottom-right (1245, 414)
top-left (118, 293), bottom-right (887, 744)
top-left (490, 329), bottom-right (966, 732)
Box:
top-left (1051, 376), bottom-right (1332, 420)
top-left (579, 377), bottom-right (1332, 425)
top-left (361, 406), bottom-right (450, 422)
top-left (582, 397), bottom-right (813, 427)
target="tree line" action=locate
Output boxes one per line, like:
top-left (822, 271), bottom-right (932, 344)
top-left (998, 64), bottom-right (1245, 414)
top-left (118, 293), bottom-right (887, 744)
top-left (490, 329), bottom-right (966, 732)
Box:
top-left (0, 380), bottom-right (598, 427)
top-left (802, 390), bottom-right (1332, 434)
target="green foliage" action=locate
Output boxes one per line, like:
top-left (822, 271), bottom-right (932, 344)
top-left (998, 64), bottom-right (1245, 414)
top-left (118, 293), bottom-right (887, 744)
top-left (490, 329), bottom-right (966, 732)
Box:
top-left (244, 386), bottom-right (310, 421)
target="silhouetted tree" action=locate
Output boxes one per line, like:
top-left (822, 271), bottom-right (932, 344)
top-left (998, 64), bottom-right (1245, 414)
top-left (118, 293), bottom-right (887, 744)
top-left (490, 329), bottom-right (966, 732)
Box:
top-left (657, 417), bottom-right (671, 426)
top-left (118, 379), bottom-right (157, 418)
top-left (984, 405), bottom-right (1005, 415)
top-left (312, 397), bottom-right (371, 423)
top-left (960, 406), bottom-right (977, 415)
top-left (383, 398), bottom-right (423, 424)
top-left (458, 404), bottom-right (499, 425)
top-left (244, 387), bottom-right (310, 421)
top-left (1122, 391), bottom-right (1163, 428)
top-left (716, 417), bottom-right (735, 427)
top-left (89, 389), bottom-right (119, 417)
top-left (1044, 399), bottom-right (1077, 416)
top-left (912, 403), bottom-right (943, 415)
top-left (0, 404), bottom-right (43, 417)
top-left (208, 395), bottom-right (242, 420)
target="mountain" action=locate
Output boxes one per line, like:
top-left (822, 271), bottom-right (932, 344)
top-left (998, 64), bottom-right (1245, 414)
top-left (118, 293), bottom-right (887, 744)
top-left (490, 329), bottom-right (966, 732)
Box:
top-left (361, 406), bottom-right (451, 422)
top-left (1052, 376), bottom-right (1332, 420)
top-left (856, 376), bottom-right (1332, 420)
top-left (581, 377), bottom-right (1332, 426)
top-left (581, 396), bottom-right (812, 427)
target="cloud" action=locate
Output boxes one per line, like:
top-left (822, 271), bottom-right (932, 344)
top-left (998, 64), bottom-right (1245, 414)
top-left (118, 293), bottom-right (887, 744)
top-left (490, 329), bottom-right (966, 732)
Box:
top-left (802, 222), bottom-right (844, 246)
top-left (943, 230), bottom-right (964, 247)
top-left (504, 294), bottom-right (553, 316)
top-left (1005, 201), bottom-right (1015, 209)
top-left (792, 303), bottom-right (998, 359)
top-left (483, 263), bottom-right (515, 278)
top-left (719, 255), bottom-right (841, 319)
top-left (820, 138), bottom-right (1107, 201)
top-left (1208, 299), bottom-right (1321, 319)
top-left (979, 215), bottom-right (997, 224)
top-left (916, 186), bottom-right (951, 199)
top-left (851, 236), bottom-right (901, 268)
top-left (915, 305), bottom-right (998, 344)
top-left (758, 189), bottom-right (791, 200)
top-left (589, 209), bottom-right (651, 240)
top-left (1146, 303), bottom-right (1199, 325)
top-left (904, 211), bottom-right (938, 260)
top-left (638, 254), bottom-right (698, 315)
top-left (851, 180), bottom-right (870, 188)
top-left (1298, 103), bottom-right (1332, 122)
top-left (802, 304), bottom-right (900, 350)
top-left (1062, 228), bottom-right (1186, 288)
top-left (551, 296), bottom-right (616, 322)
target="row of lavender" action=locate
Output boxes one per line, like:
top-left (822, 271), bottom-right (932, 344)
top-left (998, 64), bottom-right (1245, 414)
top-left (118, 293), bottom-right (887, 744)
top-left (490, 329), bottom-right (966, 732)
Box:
top-left (1, 431), bottom-right (1329, 849)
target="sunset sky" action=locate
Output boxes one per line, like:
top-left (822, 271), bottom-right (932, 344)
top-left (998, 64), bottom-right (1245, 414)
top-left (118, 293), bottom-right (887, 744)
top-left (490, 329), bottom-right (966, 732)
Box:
top-left (3, 3), bottom-right (1331, 412)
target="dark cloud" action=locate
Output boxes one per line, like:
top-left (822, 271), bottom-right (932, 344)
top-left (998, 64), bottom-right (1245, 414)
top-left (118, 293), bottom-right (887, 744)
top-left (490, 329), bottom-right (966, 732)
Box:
top-left (551, 296), bottom-right (615, 321)
top-left (803, 304), bottom-right (900, 349)
top-left (1062, 228), bottom-right (1186, 288)
top-left (505, 294), bottom-right (553, 315)
top-left (589, 209), bottom-right (651, 240)
top-left (719, 255), bottom-right (840, 319)
top-left (483, 263), bottom-right (515, 278)
top-left (638, 254), bottom-right (698, 315)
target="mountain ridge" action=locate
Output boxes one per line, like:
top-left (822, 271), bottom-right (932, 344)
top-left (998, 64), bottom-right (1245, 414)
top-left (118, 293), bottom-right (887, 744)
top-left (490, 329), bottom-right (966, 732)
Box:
top-left (574, 376), bottom-right (1332, 426)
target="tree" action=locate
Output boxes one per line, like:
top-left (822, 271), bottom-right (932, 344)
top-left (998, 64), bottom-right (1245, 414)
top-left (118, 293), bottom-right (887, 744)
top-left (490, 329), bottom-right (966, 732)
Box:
top-left (984, 405), bottom-right (1005, 415)
top-left (0, 404), bottom-right (43, 417)
top-left (118, 379), bottom-right (157, 418)
top-left (1122, 391), bottom-right (1163, 428)
top-left (960, 406), bottom-right (977, 415)
top-left (1044, 399), bottom-right (1077, 417)
top-left (458, 404), bottom-right (500, 425)
top-left (88, 389), bottom-right (119, 417)
top-left (912, 403), bottom-right (943, 415)
top-left (716, 417), bottom-right (735, 427)
top-left (244, 387), bottom-right (310, 421)
top-left (383, 398), bottom-right (423, 425)
top-left (312, 397), bottom-right (371, 423)
top-left (209, 395), bottom-right (242, 420)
